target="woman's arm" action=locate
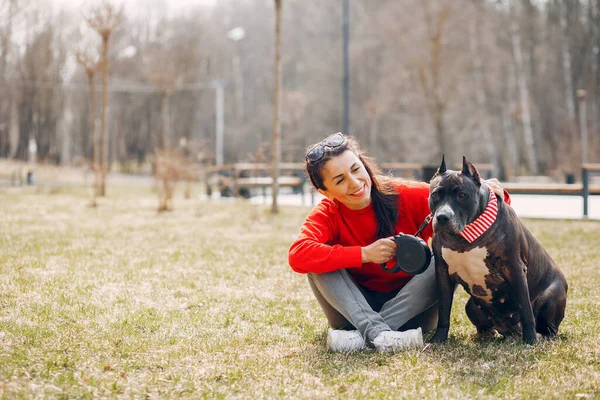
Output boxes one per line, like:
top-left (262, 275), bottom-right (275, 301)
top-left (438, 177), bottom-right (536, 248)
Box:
top-left (288, 203), bottom-right (363, 274)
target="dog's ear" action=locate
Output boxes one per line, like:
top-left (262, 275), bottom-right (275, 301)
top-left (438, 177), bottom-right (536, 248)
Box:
top-left (461, 156), bottom-right (481, 183)
top-left (438, 154), bottom-right (447, 174)
top-left (430, 154), bottom-right (446, 181)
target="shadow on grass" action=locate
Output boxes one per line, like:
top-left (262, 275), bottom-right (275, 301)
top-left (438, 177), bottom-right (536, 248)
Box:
top-left (304, 327), bottom-right (573, 386)
top-left (418, 331), bottom-right (574, 393)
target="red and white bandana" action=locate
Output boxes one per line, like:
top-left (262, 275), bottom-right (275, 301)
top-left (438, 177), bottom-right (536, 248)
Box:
top-left (459, 186), bottom-right (498, 243)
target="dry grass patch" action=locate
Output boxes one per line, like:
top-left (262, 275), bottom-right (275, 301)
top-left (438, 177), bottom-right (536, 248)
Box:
top-left (0, 188), bottom-right (599, 398)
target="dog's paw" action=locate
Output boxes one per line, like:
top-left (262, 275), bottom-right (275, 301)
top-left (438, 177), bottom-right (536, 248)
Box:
top-left (428, 332), bottom-right (448, 344)
top-left (523, 333), bottom-right (537, 345)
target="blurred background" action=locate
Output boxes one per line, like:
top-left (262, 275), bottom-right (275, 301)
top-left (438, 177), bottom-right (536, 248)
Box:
top-left (0, 0), bottom-right (598, 182)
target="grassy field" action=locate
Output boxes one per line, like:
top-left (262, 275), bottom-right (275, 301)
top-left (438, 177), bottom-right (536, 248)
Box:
top-left (1, 186), bottom-right (599, 399)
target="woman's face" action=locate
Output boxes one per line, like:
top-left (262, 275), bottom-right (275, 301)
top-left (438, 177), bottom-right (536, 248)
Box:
top-left (318, 150), bottom-right (372, 210)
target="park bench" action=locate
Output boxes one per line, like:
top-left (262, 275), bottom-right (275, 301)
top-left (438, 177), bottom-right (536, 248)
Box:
top-left (499, 182), bottom-right (600, 195)
top-left (499, 164), bottom-right (600, 217)
top-left (205, 161), bottom-right (600, 216)
top-left (205, 162), bottom-right (307, 204)
top-left (377, 162), bottom-right (600, 217)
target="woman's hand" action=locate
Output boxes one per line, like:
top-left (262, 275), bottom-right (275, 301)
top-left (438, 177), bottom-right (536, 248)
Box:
top-left (485, 178), bottom-right (504, 198)
top-left (361, 237), bottom-right (397, 264)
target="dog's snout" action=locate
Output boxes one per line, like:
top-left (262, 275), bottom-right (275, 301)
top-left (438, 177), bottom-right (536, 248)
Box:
top-left (434, 204), bottom-right (455, 228)
top-left (436, 213), bottom-right (451, 224)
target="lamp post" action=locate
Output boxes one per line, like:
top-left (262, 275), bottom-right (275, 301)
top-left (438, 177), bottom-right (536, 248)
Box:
top-left (214, 80), bottom-right (225, 166)
top-left (342, 0), bottom-right (349, 135)
top-left (577, 89), bottom-right (588, 164)
top-left (226, 27), bottom-right (246, 120)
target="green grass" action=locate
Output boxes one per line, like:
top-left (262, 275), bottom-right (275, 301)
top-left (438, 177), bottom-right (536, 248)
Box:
top-left (1, 187), bottom-right (599, 398)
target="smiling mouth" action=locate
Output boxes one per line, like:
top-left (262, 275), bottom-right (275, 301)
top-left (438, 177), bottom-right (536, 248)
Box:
top-left (351, 184), bottom-right (367, 197)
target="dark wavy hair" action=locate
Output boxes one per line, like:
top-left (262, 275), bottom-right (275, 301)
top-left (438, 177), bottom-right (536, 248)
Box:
top-left (304, 135), bottom-right (399, 238)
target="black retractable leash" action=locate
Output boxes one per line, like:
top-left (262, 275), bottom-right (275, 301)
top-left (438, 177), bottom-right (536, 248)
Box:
top-left (381, 214), bottom-right (433, 275)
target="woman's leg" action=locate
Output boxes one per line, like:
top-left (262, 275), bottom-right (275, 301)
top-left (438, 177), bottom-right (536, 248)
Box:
top-left (397, 303), bottom-right (439, 333)
top-left (378, 259), bottom-right (439, 332)
top-left (307, 270), bottom-right (391, 344)
top-left (307, 273), bottom-right (354, 331)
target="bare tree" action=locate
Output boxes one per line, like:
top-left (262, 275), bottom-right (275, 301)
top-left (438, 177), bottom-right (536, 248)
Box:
top-left (271, 0), bottom-right (282, 214)
top-left (152, 148), bottom-right (180, 212)
top-left (0, 0), bottom-right (20, 77)
top-left (6, 0), bottom-right (600, 177)
top-left (0, 0), bottom-right (20, 158)
top-left (559, 1), bottom-right (576, 123)
top-left (145, 50), bottom-right (179, 151)
top-left (415, 0), bottom-right (455, 161)
top-left (86, 2), bottom-right (123, 196)
top-left (502, 63), bottom-right (519, 178)
top-left (75, 50), bottom-right (100, 205)
top-left (15, 22), bottom-right (65, 163)
top-left (469, 14), bottom-right (499, 174)
top-left (509, 0), bottom-right (538, 174)
top-left (593, 0), bottom-right (600, 133)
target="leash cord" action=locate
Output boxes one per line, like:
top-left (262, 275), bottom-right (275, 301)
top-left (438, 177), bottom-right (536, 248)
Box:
top-left (414, 214), bottom-right (432, 238)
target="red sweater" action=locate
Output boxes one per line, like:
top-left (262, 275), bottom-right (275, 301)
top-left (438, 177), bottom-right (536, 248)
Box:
top-left (288, 180), bottom-right (510, 293)
top-left (289, 180), bottom-right (433, 292)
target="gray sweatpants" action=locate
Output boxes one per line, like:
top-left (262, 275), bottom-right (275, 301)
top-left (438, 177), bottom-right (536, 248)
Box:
top-left (307, 259), bottom-right (439, 345)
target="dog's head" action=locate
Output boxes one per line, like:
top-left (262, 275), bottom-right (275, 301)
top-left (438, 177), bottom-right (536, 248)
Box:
top-left (428, 155), bottom-right (489, 234)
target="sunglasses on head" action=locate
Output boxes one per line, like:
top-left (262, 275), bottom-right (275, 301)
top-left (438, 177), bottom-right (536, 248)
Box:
top-left (305, 133), bottom-right (347, 161)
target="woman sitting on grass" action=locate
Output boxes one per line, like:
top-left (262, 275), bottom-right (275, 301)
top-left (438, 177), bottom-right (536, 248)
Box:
top-left (288, 133), bottom-right (508, 352)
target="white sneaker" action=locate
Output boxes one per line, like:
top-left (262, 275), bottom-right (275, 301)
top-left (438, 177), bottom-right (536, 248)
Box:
top-left (372, 328), bottom-right (423, 352)
top-left (326, 328), bottom-right (365, 352)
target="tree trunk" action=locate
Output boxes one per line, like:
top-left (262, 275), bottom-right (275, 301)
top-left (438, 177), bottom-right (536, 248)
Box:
top-left (9, 98), bottom-right (19, 158)
top-left (470, 19), bottom-right (499, 174)
top-left (417, 1), bottom-right (452, 162)
top-left (434, 112), bottom-right (447, 159)
top-left (502, 64), bottom-right (519, 179)
top-left (17, 97), bottom-right (32, 160)
top-left (0, 0), bottom-right (15, 77)
top-left (161, 91), bottom-right (170, 149)
top-left (86, 71), bottom-right (100, 202)
top-left (510, 1), bottom-right (538, 174)
top-left (368, 113), bottom-right (378, 159)
top-left (100, 33), bottom-right (110, 196)
top-left (232, 54), bottom-right (244, 120)
top-left (271, 0), bottom-right (282, 214)
top-left (559, 1), bottom-right (576, 123)
top-left (592, 0), bottom-right (600, 130)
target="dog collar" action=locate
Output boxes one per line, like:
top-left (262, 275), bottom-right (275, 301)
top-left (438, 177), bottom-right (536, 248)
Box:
top-left (460, 185), bottom-right (498, 243)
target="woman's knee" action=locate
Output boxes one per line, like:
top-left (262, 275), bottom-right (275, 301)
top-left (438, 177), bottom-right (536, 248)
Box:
top-left (307, 269), bottom-right (346, 285)
top-left (307, 273), bottom-right (354, 330)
